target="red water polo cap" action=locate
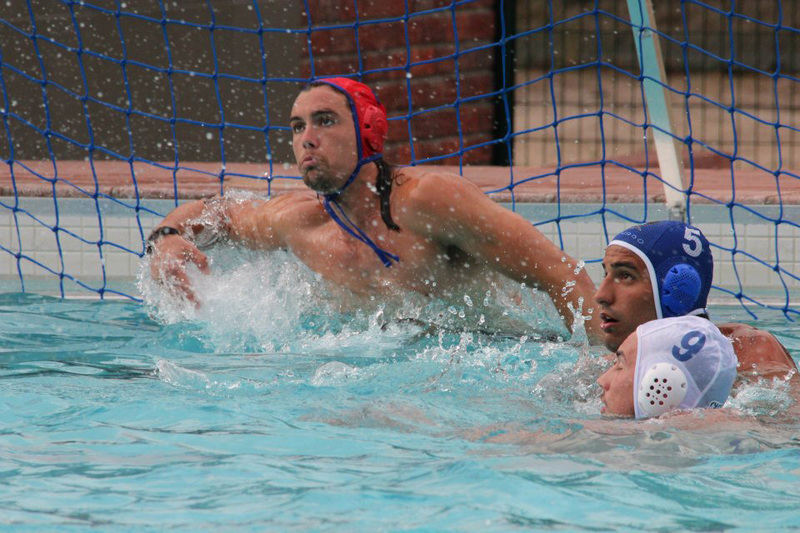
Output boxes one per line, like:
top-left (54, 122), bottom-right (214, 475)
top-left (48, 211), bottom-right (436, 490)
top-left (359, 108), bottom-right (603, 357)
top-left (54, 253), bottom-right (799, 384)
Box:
top-left (314, 77), bottom-right (388, 158)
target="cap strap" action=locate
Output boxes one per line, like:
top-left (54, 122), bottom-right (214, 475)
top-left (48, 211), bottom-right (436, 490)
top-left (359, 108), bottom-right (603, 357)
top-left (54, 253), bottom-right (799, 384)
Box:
top-left (323, 196), bottom-right (400, 268)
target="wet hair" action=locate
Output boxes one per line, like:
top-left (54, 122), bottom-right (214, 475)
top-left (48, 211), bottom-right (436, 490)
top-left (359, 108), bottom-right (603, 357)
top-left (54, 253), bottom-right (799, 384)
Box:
top-left (375, 158), bottom-right (400, 231)
top-left (300, 82), bottom-right (400, 232)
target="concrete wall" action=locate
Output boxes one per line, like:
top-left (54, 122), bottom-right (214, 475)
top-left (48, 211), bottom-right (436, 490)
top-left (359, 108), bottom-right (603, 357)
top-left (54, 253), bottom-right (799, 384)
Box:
top-left (2, 197), bottom-right (797, 304)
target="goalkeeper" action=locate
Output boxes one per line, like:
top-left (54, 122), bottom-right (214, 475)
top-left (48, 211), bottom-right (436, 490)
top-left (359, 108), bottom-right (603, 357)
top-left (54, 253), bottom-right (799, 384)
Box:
top-left (146, 78), bottom-right (600, 340)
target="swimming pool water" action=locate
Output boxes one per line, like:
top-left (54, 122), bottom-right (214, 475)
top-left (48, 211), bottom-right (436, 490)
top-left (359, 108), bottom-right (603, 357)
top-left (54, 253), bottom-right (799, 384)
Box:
top-left (2, 256), bottom-right (799, 531)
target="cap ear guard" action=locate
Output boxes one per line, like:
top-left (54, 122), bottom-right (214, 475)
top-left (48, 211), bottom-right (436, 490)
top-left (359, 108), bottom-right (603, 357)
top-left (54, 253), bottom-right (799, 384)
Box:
top-left (661, 263), bottom-right (702, 317)
top-left (362, 104), bottom-right (388, 153)
top-left (637, 362), bottom-right (688, 417)
top-left (312, 77), bottom-right (388, 158)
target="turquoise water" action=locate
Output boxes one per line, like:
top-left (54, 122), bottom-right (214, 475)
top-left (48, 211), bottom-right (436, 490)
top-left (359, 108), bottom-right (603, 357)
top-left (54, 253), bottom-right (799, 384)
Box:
top-left (2, 254), bottom-right (800, 531)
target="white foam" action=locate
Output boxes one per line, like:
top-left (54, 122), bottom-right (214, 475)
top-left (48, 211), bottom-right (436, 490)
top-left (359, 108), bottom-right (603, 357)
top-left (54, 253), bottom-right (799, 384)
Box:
top-left (138, 244), bottom-right (569, 356)
top-left (727, 374), bottom-right (796, 417)
top-left (310, 361), bottom-right (360, 386)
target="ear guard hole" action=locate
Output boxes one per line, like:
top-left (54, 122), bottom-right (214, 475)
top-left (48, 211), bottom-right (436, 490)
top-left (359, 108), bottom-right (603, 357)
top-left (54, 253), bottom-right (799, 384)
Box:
top-left (662, 263), bottom-right (702, 317)
top-left (637, 363), bottom-right (688, 417)
top-left (362, 105), bottom-right (387, 153)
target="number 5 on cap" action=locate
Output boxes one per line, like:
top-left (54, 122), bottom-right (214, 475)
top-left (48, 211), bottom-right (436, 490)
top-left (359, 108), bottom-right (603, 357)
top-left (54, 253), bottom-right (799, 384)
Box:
top-left (683, 227), bottom-right (703, 257)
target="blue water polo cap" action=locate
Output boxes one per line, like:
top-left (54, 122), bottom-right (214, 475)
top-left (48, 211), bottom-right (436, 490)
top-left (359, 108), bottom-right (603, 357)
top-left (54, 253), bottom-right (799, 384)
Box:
top-left (608, 221), bottom-right (714, 319)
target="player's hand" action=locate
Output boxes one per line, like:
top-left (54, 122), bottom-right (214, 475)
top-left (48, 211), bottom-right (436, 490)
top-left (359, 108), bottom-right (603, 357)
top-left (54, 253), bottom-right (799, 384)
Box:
top-left (148, 234), bottom-right (210, 305)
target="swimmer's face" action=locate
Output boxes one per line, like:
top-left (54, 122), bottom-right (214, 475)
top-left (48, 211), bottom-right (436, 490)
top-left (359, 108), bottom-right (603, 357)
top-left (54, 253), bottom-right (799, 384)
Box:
top-left (596, 330), bottom-right (637, 417)
top-left (290, 86), bottom-right (359, 194)
top-left (594, 245), bottom-right (657, 352)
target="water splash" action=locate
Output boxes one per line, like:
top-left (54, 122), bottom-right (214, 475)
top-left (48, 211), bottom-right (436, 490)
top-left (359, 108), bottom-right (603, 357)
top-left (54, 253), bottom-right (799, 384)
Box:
top-left (727, 374), bottom-right (796, 417)
top-left (310, 361), bottom-right (360, 386)
top-left (155, 359), bottom-right (272, 395)
top-left (139, 245), bottom-right (569, 354)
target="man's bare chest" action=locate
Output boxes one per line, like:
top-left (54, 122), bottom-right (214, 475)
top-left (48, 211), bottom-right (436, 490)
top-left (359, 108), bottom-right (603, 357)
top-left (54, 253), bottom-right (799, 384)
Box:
top-left (286, 223), bottom-right (478, 296)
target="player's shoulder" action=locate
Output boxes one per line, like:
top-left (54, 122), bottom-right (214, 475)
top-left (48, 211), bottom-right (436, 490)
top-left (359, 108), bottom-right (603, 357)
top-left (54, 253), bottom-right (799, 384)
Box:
top-left (718, 321), bottom-right (772, 341)
top-left (717, 321), bottom-right (797, 377)
top-left (262, 190), bottom-right (326, 224)
top-left (390, 168), bottom-right (471, 230)
top-left (265, 190), bottom-right (319, 208)
top-left (227, 189), bottom-right (316, 208)
top-left (395, 166), bottom-right (468, 189)
top-left (392, 166), bottom-right (480, 208)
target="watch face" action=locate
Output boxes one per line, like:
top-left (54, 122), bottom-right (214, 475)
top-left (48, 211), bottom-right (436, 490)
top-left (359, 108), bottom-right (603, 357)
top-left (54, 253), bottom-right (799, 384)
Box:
top-left (193, 228), bottom-right (221, 250)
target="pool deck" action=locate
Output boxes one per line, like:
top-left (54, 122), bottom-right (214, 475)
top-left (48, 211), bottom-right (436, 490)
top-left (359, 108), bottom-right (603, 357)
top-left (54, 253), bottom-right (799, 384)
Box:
top-left (2, 159), bottom-right (799, 204)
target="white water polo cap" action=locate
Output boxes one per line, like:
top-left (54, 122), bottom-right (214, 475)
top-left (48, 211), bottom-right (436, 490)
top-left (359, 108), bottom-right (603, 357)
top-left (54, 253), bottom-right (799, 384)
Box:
top-left (633, 316), bottom-right (737, 419)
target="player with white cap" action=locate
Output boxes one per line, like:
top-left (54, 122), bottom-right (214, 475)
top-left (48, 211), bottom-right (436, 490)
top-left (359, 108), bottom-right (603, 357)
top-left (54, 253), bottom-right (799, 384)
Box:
top-left (597, 315), bottom-right (737, 418)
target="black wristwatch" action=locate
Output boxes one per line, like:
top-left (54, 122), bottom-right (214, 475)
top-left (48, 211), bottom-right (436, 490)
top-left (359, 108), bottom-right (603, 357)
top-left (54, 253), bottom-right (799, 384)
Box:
top-left (145, 226), bottom-right (182, 255)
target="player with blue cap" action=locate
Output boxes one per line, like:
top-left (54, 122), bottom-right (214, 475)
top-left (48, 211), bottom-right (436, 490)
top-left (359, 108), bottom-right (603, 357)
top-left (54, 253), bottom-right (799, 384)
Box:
top-left (608, 220), bottom-right (713, 319)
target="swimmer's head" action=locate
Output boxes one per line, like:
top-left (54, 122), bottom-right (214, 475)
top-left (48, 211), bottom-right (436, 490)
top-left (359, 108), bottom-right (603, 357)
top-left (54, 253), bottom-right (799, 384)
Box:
top-left (597, 316), bottom-right (736, 419)
top-left (291, 78), bottom-right (387, 196)
top-left (608, 221), bottom-right (714, 319)
top-left (293, 78), bottom-right (388, 198)
top-left (310, 77), bottom-right (388, 161)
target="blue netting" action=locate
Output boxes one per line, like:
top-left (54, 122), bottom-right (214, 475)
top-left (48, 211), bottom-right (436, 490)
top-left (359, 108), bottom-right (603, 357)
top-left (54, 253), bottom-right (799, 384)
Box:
top-left (0, 0), bottom-right (797, 321)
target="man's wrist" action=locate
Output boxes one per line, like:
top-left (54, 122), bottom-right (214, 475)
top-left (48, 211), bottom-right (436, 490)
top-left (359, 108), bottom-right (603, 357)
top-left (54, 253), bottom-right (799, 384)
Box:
top-left (145, 226), bottom-right (182, 255)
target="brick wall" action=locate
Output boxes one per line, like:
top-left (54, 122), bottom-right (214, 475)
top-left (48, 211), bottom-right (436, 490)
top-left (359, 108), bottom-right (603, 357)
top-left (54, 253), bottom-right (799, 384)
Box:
top-left (302, 0), bottom-right (497, 165)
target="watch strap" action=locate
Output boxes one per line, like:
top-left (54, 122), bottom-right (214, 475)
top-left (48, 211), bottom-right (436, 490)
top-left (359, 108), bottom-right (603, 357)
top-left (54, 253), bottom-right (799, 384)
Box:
top-left (145, 226), bottom-right (181, 254)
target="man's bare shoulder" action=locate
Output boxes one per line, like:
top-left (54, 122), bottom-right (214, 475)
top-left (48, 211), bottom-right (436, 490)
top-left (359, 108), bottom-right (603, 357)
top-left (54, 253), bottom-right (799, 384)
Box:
top-left (393, 166), bottom-right (476, 194)
top-left (263, 191), bottom-right (324, 217)
top-left (392, 167), bottom-right (487, 213)
top-left (265, 189), bottom-right (319, 205)
top-left (220, 190), bottom-right (326, 248)
top-left (226, 189), bottom-right (317, 207)
top-left (390, 167), bottom-right (493, 235)
top-left (717, 322), bottom-right (797, 378)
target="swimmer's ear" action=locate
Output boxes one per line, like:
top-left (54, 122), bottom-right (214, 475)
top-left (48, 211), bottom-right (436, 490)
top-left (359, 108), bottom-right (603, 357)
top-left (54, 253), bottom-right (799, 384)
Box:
top-left (363, 105), bottom-right (388, 153)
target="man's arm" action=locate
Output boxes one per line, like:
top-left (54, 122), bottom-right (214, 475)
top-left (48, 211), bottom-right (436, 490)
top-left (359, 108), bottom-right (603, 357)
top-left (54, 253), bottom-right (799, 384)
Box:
top-left (147, 194), bottom-right (293, 302)
top-left (398, 171), bottom-right (600, 341)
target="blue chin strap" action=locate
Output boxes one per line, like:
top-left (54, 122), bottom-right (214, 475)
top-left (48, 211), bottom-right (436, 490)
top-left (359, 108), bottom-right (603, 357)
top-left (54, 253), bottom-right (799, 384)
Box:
top-left (316, 78), bottom-right (399, 268)
top-left (313, 79), bottom-right (399, 268)
top-left (322, 153), bottom-right (400, 268)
